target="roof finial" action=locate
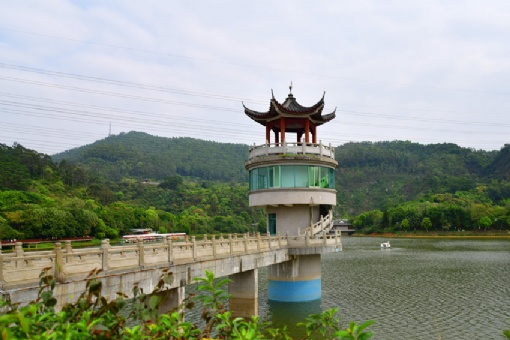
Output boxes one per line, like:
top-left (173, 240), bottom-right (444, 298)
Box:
top-left (289, 81), bottom-right (293, 94)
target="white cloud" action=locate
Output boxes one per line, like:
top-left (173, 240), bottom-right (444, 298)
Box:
top-left (1, 0), bottom-right (509, 154)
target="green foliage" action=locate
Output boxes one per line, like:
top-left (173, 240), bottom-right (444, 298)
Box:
top-left (4, 138), bottom-right (510, 240)
top-left (504, 327), bottom-right (510, 339)
top-left (297, 307), bottom-right (340, 339)
top-left (0, 270), bottom-right (376, 340)
top-left (353, 185), bottom-right (510, 233)
top-left (52, 132), bottom-right (249, 183)
top-left (159, 175), bottom-right (183, 190)
top-left (335, 141), bottom-right (498, 216)
top-left (0, 143), bottom-right (54, 191)
top-left (334, 320), bottom-right (375, 340)
top-left (421, 217), bottom-right (432, 232)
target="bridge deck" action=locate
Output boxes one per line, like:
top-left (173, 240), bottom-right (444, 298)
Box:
top-left (0, 233), bottom-right (341, 308)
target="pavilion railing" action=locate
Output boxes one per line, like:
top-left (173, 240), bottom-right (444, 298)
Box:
top-left (248, 141), bottom-right (335, 160)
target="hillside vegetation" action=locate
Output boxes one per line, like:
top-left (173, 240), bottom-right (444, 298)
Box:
top-left (53, 131), bottom-right (248, 183)
top-left (335, 141), bottom-right (499, 214)
top-left (1, 133), bottom-right (510, 240)
top-left (0, 142), bottom-right (264, 241)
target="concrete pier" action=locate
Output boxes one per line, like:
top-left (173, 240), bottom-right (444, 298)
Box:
top-left (229, 269), bottom-right (258, 318)
top-left (268, 254), bottom-right (321, 302)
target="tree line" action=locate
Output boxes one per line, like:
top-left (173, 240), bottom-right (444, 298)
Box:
top-left (2, 136), bottom-right (510, 240)
top-left (0, 143), bottom-right (264, 241)
top-left (353, 182), bottom-right (510, 233)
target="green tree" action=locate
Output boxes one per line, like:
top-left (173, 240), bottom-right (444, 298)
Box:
top-left (159, 175), bottom-right (183, 190)
top-left (421, 217), bottom-right (432, 232)
top-left (400, 218), bottom-right (410, 232)
top-left (478, 216), bottom-right (492, 231)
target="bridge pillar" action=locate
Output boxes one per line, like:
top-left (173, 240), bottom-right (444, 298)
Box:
top-left (268, 254), bottom-right (321, 302)
top-left (155, 286), bottom-right (186, 314)
top-left (228, 269), bottom-right (258, 318)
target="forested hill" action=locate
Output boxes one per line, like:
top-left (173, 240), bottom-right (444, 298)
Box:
top-left (484, 144), bottom-right (510, 180)
top-left (52, 131), bottom-right (249, 183)
top-left (334, 141), bottom-right (501, 215)
top-left (52, 133), bottom-right (509, 216)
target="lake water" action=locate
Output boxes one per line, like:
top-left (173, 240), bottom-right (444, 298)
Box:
top-left (257, 237), bottom-right (510, 340)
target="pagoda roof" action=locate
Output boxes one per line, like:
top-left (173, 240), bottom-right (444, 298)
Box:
top-left (243, 90), bottom-right (336, 126)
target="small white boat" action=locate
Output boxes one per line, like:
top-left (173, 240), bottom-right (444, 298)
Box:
top-left (380, 241), bottom-right (391, 249)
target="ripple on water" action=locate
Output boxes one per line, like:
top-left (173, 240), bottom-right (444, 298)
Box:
top-left (257, 237), bottom-right (510, 340)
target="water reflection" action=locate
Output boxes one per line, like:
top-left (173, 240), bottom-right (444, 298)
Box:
top-left (267, 300), bottom-right (322, 338)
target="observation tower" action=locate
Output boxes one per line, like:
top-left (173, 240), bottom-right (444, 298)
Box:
top-left (244, 86), bottom-right (339, 302)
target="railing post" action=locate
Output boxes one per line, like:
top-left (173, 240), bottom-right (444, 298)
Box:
top-left (166, 236), bottom-right (173, 264)
top-left (212, 235), bottom-right (217, 258)
top-left (54, 242), bottom-right (64, 282)
top-left (0, 252), bottom-right (3, 284)
top-left (192, 236), bottom-right (197, 261)
top-left (320, 140), bottom-right (323, 156)
top-left (229, 234), bottom-right (233, 254)
top-left (256, 232), bottom-right (261, 252)
top-left (101, 239), bottom-right (110, 272)
top-left (277, 232), bottom-right (281, 248)
top-left (64, 240), bottom-right (73, 263)
top-left (302, 141), bottom-right (306, 154)
top-left (15, 242), bottom-right (23, 268)
top-left (138, 239), bottom-right (145, 268)
top-left (267, 232), bottom-right (272, 249)
top-left (305, 233), bottom-right (310, 247)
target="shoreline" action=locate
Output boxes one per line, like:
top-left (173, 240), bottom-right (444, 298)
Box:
top-left (353, 232), bottom-right (510, 239)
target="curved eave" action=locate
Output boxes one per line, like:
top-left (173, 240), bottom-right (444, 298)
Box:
top-left (272, 95), bottom-right (325, 116)
top-left (243, 103), bottom-right (273, 125)
top-left (310, 109), bottom-right (336, 125)
top-left (243, 92), bottom-right (335, 125)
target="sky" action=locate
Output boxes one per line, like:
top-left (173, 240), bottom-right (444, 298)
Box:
top-left (1, 1), bottom-right (510, 155)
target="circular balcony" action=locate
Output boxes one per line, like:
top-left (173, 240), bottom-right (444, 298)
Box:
top-left (245, 141), bottom-right (338, 169)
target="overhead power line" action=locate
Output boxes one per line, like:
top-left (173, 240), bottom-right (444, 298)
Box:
top-left (1, 27), bottom-right (510, 97)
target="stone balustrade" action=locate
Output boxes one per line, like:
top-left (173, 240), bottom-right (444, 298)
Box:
top-left (0, 232), bottom-right (341, 290)
top-left (248, 141), bottom-right (335, 160)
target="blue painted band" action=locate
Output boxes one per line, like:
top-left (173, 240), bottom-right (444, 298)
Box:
top-left (268, 279), bottom-right (321, 302)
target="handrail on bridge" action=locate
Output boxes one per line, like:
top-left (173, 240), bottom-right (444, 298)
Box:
top-left (0, 232), bottom-right (341, 289)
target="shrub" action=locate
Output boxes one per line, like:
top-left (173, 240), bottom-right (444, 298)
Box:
top-left (0, 268), bottom-right (374, 339)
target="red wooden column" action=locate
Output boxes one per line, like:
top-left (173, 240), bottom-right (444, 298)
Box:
top-left (312, 125), bottom-right (317, 144)
top-left (280, 117), bottom-right (286, 143)
top-left (305, 119), bottom-right (310, 143)
top-left (266, 124), bottom-right (271, 144)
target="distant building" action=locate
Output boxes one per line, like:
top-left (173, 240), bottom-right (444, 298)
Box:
top-left (331, 219), bottom-right (355, 235)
